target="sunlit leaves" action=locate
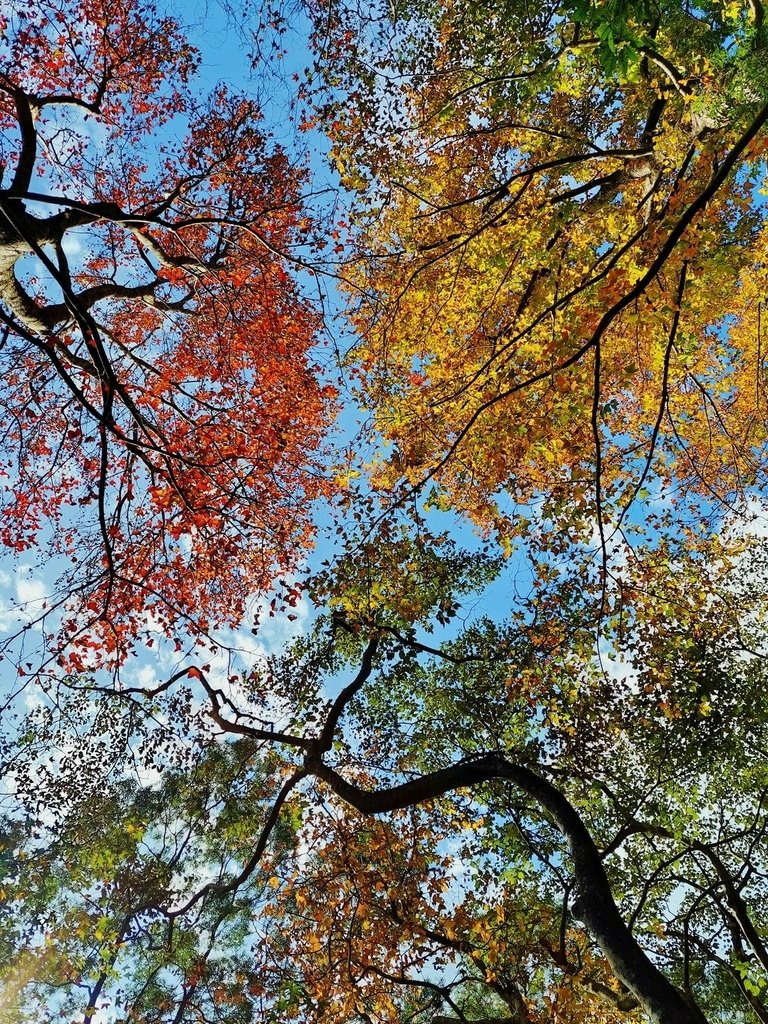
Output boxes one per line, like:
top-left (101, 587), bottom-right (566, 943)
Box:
top-left (0, 0), bottom-right (336, 669)
top-left (313, 0), bottom-right (768, 562)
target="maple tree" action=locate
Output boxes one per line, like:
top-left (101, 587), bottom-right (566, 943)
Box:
top-left (0, 0), bottom-right (334, 671)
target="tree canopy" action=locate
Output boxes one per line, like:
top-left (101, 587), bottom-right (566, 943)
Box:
top-left (2, 2), bottom-right (768, 1024)
top-left (0, 0), bottom-right (334, 670)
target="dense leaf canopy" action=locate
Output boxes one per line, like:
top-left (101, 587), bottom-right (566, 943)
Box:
top-left (2, 2), bottom-right (768, 1024)
top-left (0, 0), bottom-right (334, 669)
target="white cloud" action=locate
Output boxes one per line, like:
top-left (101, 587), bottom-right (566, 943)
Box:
top-left (15, 569), bottom-right (48, 607)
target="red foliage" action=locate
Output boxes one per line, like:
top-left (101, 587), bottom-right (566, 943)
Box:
top-left (0, 0), bottom-right (335, 667)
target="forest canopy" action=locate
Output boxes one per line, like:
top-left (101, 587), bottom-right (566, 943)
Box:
top-left (2, 2), bottom-right (768, 1023)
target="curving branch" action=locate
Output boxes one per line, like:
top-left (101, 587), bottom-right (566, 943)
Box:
top-left (168, 765), bottom-right (309, 919)
top-left (311, 752), bottom-right (708, 1024)
top-left (316, 635), bottom-right (379, 751)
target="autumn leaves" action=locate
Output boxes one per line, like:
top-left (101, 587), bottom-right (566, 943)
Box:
top-left (4, 1), bottom-right (768, 1023)
top-left (0, 0), bottom-right (334, 669)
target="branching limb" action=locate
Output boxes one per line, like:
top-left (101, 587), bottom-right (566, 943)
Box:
top-left (312, 751), bottom-right (708, 1024)
top-left (168, 766), bottom-right (309, 918)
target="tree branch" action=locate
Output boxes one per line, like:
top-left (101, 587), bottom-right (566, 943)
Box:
top-left (312, 751), bottom-right (708, 1024)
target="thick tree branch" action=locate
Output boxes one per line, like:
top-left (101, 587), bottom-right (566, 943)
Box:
top-left (0, 79), bottom-right (38, 194)
top-left (312, 752), bottom-right (707, 1024)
